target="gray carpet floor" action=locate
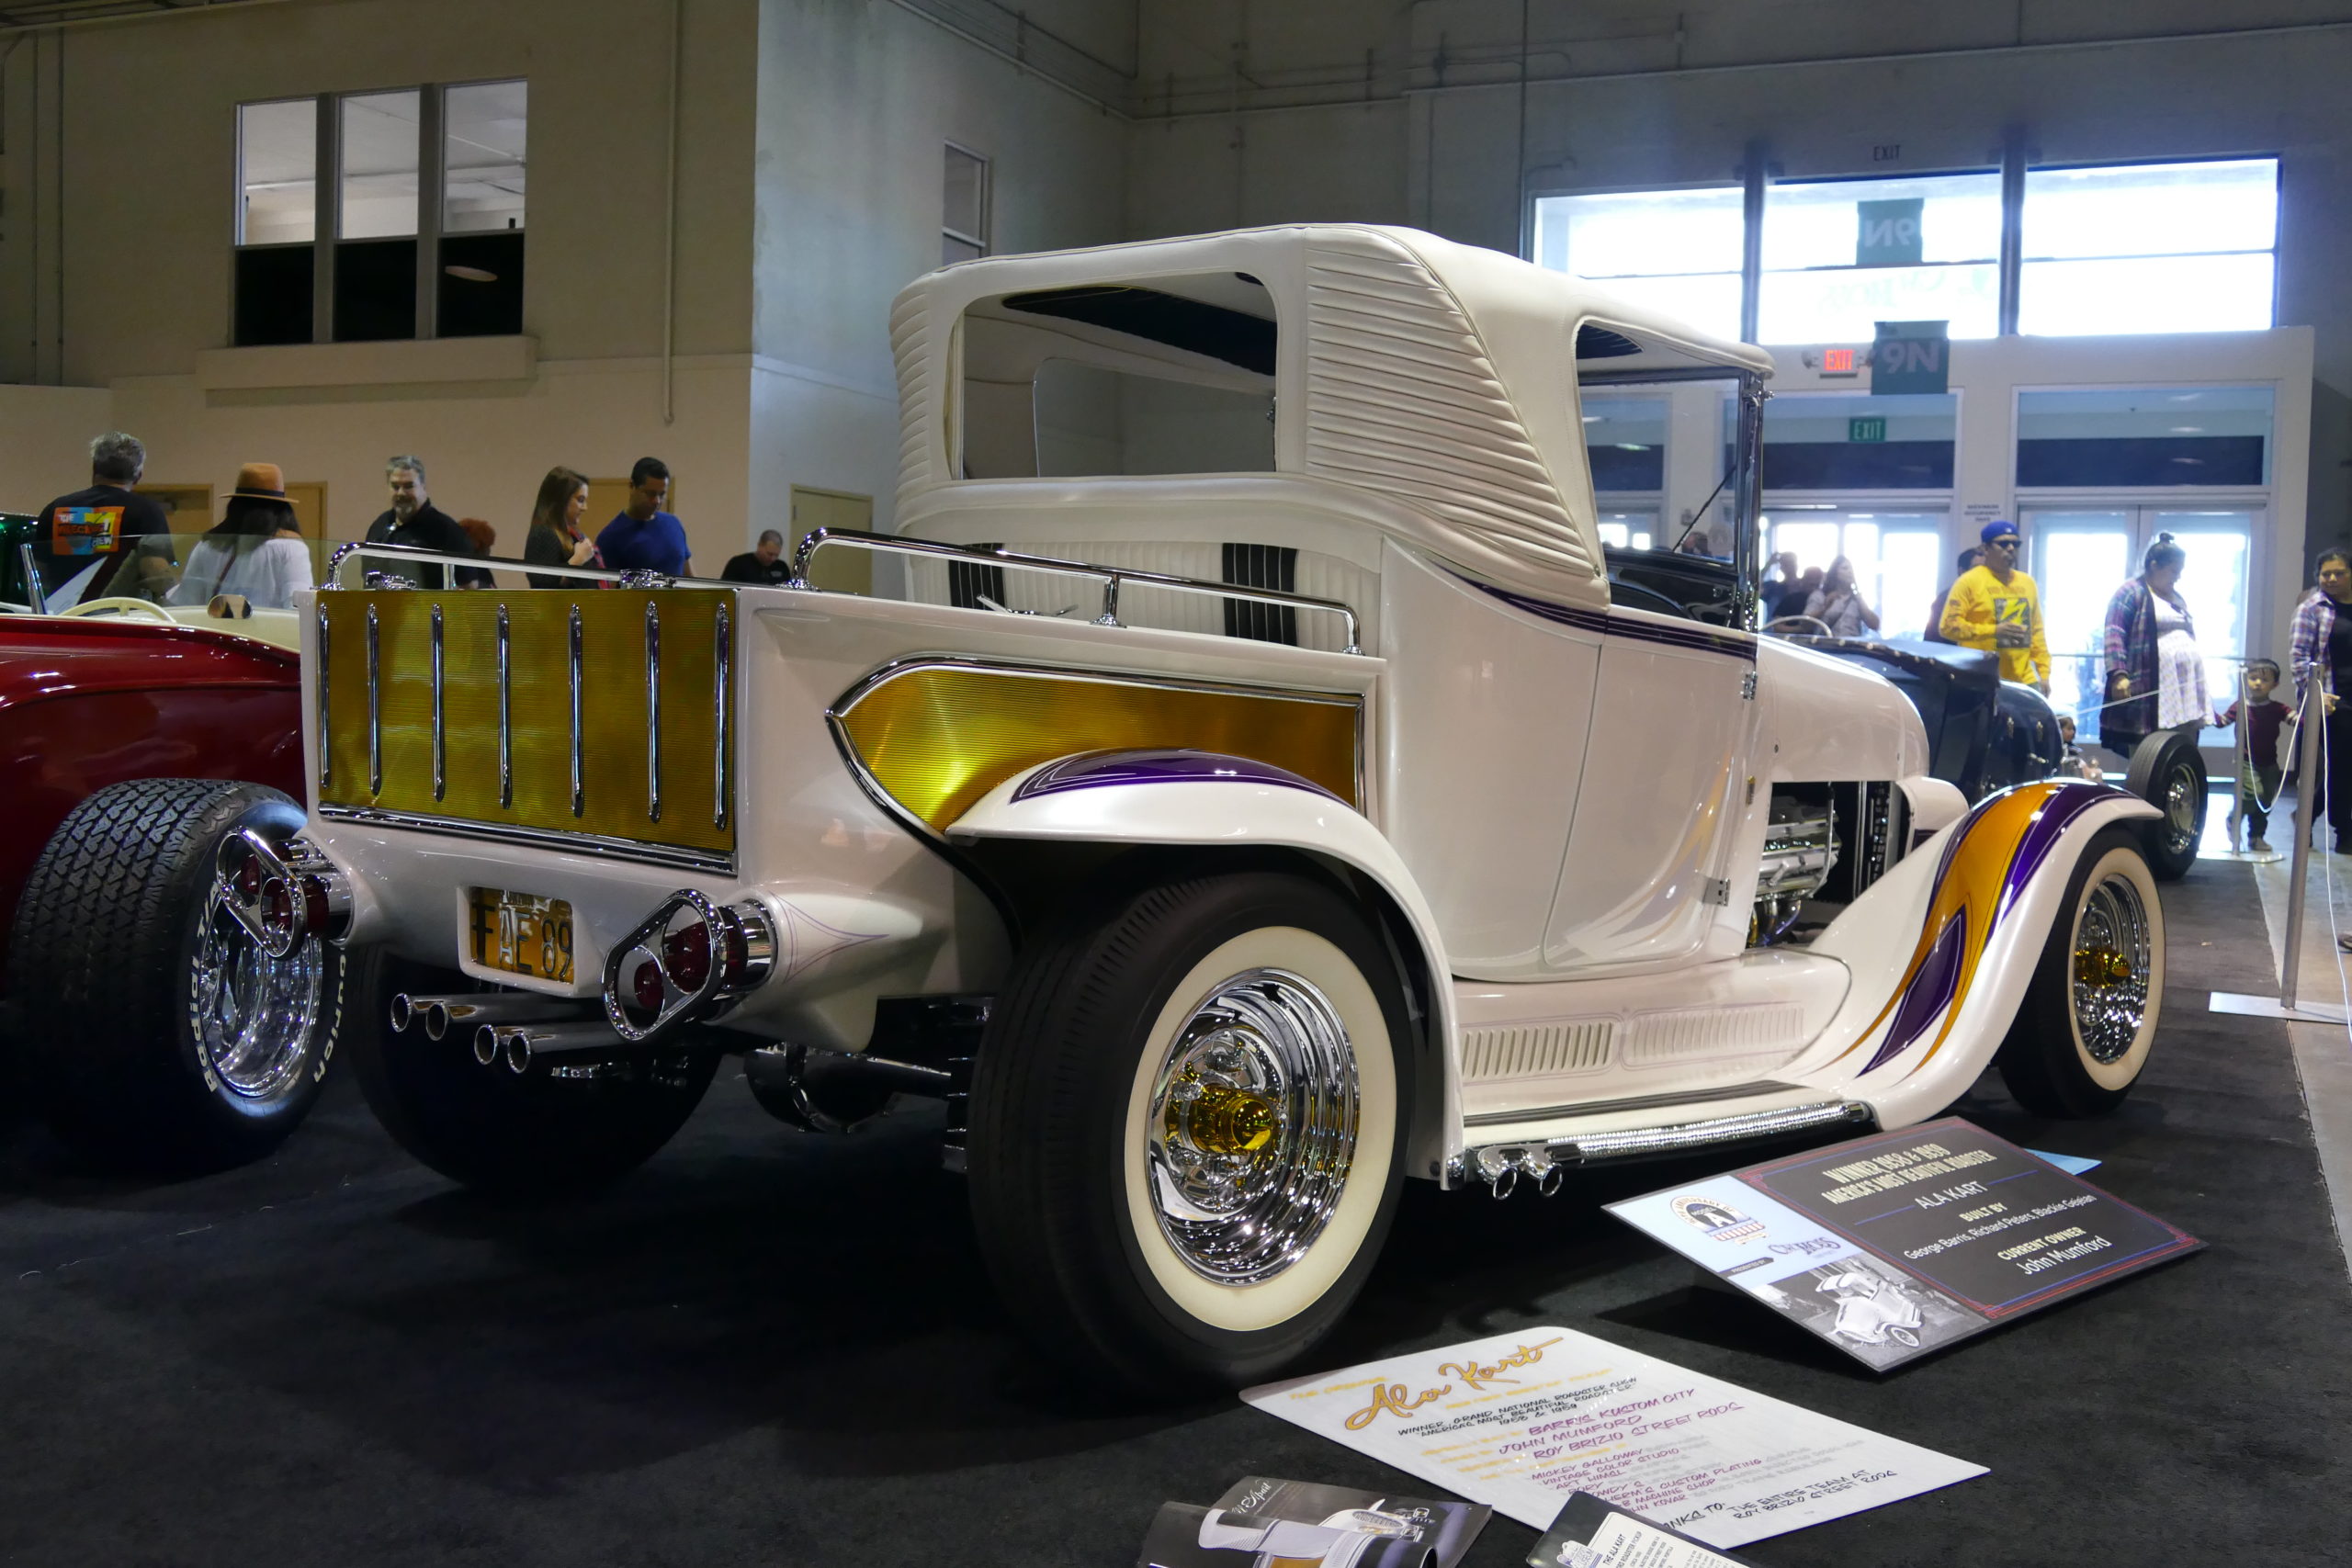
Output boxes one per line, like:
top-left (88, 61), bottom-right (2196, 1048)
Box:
top-left (2, 857), bottom-right (2345, 1566)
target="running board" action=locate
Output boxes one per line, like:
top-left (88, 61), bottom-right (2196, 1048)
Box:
top-left (1446, 1100), bottom-right (1873, 1197)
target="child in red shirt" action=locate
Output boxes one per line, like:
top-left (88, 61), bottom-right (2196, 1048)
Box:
top-left (2216, 658), bottom-right (2290, 852)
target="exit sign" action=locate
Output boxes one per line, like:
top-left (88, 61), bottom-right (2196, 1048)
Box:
top-left (1822, 347), bottom-right (1858, 374)
top-left (1849, 416), bottom-right (1887, 443)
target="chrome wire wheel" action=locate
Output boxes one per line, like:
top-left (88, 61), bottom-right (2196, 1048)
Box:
top-left (2070, 871), bottom-right (2154, 1066)
top-left (2161, 759), bottom-right (2202, 857)
top-left (1145, 967), bottom-right (1360, 1286)
top-left (189, 884), bottom-right (327, 1100)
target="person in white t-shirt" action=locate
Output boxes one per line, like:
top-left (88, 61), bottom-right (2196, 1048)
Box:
top-left (168, 462), bottom-right (314, 610)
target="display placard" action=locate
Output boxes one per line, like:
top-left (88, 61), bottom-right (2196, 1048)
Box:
top-left (1530, 1492), bottom-right (1764, 1568)
top-left (1607, 1118), bottom-right (2200, 1370)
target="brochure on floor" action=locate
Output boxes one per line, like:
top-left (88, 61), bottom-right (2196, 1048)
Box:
top-left (1528, 1492), bottom-right (1767, 1567)
top-left (1240, 1326), bottom-right (1984, 1548)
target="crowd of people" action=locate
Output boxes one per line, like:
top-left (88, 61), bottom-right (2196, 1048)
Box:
top-left (24, 434), bottom-right (803, 614)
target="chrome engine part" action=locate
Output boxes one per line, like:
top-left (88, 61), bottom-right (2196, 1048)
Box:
top-left (1752, 796), bottom-right (1838, 945)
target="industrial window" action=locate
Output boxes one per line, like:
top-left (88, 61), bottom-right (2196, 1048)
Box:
top-left (2015, 387), bottom-right (2273, 487)
top-left (234, 99), bottom-right (319, 345)
top-left (1747, 391), bottom-right (1960, 491)
top-left (1530, 187), bottom-right (1744, 343)
top-left (944, 144), bottom-right (989, 265)
top-left (232, 82), bottom-right (526, 348)
top-left (1578, 396), bottom-right (1668, 493)
top-left (438, 80), bottom-right (528, 337)
top-left (2018, 159), bottom-right (2278, 335)
top-left (1758, 172), bottom-right (2002, 344)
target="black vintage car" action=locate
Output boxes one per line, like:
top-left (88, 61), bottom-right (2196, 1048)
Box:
top-left (1604, 546), bottom-right (2204, 878)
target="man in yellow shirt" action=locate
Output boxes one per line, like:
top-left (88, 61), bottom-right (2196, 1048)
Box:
top-left (1939, 519), bottom-right (2052, 694)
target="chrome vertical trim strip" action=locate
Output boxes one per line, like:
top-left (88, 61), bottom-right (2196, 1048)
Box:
top-left (364, 604), bottom-right (381, 795)
top-left (315, 604), bottom-right (332, 790)
top-left (429, 604), bottom-right (446, 802)
top-left (496, 603), bottom-right (514, 808)
top-left (644, 600), bottom-right (662, 822)
top-left (712, 599), bottom-right (730, 830)
top-left (569, 604), bottom-right (584, 818)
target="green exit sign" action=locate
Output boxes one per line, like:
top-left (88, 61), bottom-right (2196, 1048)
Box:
top-left (1849, 416), bottom-right (1887, 443)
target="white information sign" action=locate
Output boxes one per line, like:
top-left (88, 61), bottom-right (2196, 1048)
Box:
top-left (1241, 1326), bottom-right (1984, 1549)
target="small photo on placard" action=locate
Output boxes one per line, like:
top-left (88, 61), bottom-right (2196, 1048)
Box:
top-left (1529, 1492), bottom-right (1763, 1568)
top-left (1749, 1255), bottom-right (1980, 1370)
top-left (1137, 1476), bottom-right (1489, 1568)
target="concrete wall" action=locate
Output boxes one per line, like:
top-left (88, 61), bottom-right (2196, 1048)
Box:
top-left (1125, 2), bottom-right (2352, 566)
top-left (745, 0), bottom-right (1129, 538)
top-left (0, 384), bottom-right (114, 511)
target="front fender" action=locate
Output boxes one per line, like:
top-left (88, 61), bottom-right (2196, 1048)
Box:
top-left (1800, 780), bottom-right (2161, 1128)
top-left (947, 750), bottom-right (1461, 1177)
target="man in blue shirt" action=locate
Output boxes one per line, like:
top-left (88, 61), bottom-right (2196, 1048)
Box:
top-left (595, 457), bottom-right (692, 575)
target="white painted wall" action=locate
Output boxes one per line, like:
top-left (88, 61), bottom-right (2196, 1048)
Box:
top-left (0, 385), bottom-right (113, 511)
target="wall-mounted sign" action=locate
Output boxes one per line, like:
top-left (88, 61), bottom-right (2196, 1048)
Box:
top-left (1856, 197), bottom-right (1924, 266)
top-left (1820, 346), bottom-right (1860, 374)
top-left (1606, 1118), bottom-right (2201, 1371)
top-left (1849, 416), bottom-right (1887, 443)
top-left (1871, 320), bottom-right (1950, 395)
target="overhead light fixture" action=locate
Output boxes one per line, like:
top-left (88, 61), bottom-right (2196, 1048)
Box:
top-left (1617, 443), bottom-right (1649, 451)
top-left (2169, 425), bottom-right (2204, 434)
top-left (444, 265), bottom-right (499, 283)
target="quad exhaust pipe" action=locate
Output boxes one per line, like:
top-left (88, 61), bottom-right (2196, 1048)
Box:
top-left (477, 1020), bottom-right (631, 1075)
top-left (389, 990), bottom-right (591, 1042)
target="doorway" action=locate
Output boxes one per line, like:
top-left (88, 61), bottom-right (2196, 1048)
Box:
top-left (789, 487), bottom-right (874, 594)
top-left (2023, 505), bottom-right (2256, 745)
top-left (1763, 505), bottom-right (1948, 638)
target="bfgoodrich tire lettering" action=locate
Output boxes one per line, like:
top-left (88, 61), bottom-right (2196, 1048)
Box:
top-left (1996, 825), bottom-right (2165, 1118)
top-left (6, 777), bottom-right (342, 1174)
top-left (967, 867), bottom-right (1412, 1395)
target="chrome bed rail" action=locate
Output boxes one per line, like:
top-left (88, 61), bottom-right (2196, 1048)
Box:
top-left (792, 526), bottom-right (1364, 655)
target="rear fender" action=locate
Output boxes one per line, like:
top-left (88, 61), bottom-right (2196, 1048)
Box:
top-left (948, 750), bottom-right (1460, 1178)
top-left (1801, 779), bottom-right (2160, 1128)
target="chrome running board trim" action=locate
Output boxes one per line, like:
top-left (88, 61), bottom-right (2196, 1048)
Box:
top-left (1449, 1100), bottom-right (1873, 1193)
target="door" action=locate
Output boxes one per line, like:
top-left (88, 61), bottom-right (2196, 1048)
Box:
top-left (789, 487), bottom-right (874, 594)
top-left (2024, 505), bottom-right (2256, 745)
top-left (1763, 506), bottom-right (1947, 638)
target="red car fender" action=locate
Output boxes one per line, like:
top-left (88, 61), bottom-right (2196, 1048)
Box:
top-left (0, 617), bottom-right (304, 982)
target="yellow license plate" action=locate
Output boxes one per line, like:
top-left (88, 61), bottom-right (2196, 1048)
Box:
top-left (468, 888), bottom-right (575, 984)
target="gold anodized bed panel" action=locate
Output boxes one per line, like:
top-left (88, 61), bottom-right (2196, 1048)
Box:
top-left (317, 590), bottom-right (732, 855)
top-left (831, 661), bottom-right (1363, 832)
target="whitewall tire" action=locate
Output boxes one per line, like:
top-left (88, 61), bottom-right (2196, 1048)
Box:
top-left (1996, 826), bottom-right (2165, 1117)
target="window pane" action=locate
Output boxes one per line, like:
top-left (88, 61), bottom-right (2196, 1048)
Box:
top-left (1758, 391), bottom-right (1957, 490)
top-left (1763, 173), bottom-right (2002, 269)
top-left (1579, 396), bottom-right (1668, 492)
top-left (443, 80), bottom-right (526, 233)
top-left (944, 145), bottom-right (987, 243)
top-left (340, 89), bottom-right (421, 239)
top-left (2017, 387), bottom-right (2272, 487)
top-left (1878, 529), bottom-right (1945, 639)
top-left (1758, 171), bottom-right (1999, 344)
top-left (1597, 512), bottom-right (1657, 550)
top-left (2023, 159), bottom-right (2277, 261)
top-left (238, 99), bottom-right (316, 245)
top-left (2018, 253), bottom-right (2275, 336)
top-left (1532, 187), bottom-right (1744, 341)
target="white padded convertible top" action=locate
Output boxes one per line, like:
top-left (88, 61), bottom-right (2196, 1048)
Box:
top-left (889, 224), bottom-right (1771, 608)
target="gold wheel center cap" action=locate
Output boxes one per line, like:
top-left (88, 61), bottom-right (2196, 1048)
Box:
top-left (2077, 945), bottom-right (2132, 987)
top-left (1172, 1082), bottom-right (1282, 1157)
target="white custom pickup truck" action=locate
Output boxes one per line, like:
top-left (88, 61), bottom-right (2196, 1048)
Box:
top-left (167, 225), bottom-right (2162, 1393)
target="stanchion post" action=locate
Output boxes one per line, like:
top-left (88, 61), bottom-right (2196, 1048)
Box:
top-left (2281, 667), bottom-right (2325, 1010)
top-left (2232, 661), bottom-right (2251, 852)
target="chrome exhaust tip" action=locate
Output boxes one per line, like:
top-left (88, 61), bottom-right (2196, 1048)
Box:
top-left (472, 1024), bottom-right (501, 1066)
top-left (423, 1000), bottom-right (454, 1041)
top-left (1489, 1167), bottom-right (1519, 1201)
top-left (388, 993), bottom-right (419, 1033)
top-left (503, 1032), bottom-right (531, 1075)
top-left (1538, 1166), bottom-right (1566, 1199)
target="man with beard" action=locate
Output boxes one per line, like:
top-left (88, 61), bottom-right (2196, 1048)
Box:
top-left (364, 455), bottom-right (491, 588)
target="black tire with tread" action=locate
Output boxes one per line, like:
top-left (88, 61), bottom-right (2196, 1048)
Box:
top-left (6, 777), bottom-right (341, 1173)
top-left (2124, 729), bottom-right (2206, 880)
top-left (345, 952), bottom-right (719, 1198)
top-left (1996, 825), bottom-right (2164, 1118)
top-left (967, 866), bottom-right (1412, 1397)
